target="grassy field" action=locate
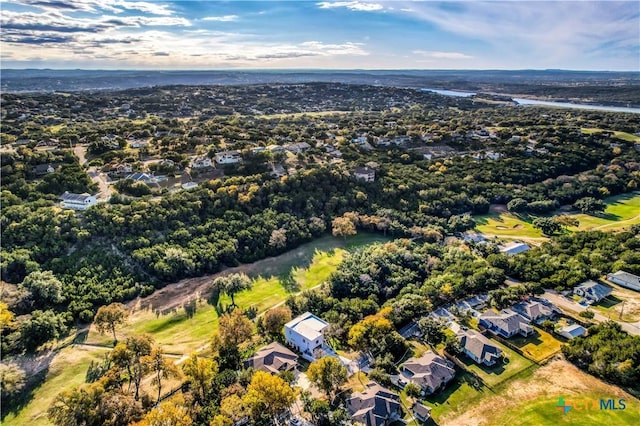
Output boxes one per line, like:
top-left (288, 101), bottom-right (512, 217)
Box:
top-left (592, 284), bottom-right (640, 323)
top-left (475, 193), bottom-right (640, 237)
top-left (3, 345), bottom-right (110, 426)
top-left (440, 359), bottom-right (640, 426)
top-left (425, 370), bottom-right (491, 419)
top-left (582, 128), bottom-right (640, 143)
top-left (508, 328), bottom-right (563, 363)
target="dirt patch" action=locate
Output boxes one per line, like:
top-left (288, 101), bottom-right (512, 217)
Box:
top-left (440, 357), bottom-right (637, 426)
top-left (495, 226), bottom-right (508, 230)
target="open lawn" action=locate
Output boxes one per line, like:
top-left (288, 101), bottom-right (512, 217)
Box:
top-left (474, 213), bottom-right (543, 238)
top-left (3, 345), bottom-right (110, 426)
top-left (508, 328), bottom-right (562, 363)
top-left (441, 358), bottom-right (639, 426)
top-left (582, 128), bottom-right (640, 143)
top-left (424, 370), bottom-right (492, 420)
top-left (475, 193), bottom-right (640, 237)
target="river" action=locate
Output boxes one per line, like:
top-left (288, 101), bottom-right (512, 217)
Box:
top-left (422, 88), bottom-right (640, 114)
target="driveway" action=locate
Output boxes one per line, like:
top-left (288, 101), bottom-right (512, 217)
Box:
top-left (543, 291), bottom-right (640, 336)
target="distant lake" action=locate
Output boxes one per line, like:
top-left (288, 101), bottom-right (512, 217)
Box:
top-left (423, 88), bottom-right (640, 114)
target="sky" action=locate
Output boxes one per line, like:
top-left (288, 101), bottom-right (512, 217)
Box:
top-left (1, 1), bottom-right (638, 70)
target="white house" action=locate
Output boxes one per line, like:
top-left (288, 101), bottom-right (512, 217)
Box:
top-left (558, 324), bottom-right (587, 340)
top-left (573, 280), bottom-right (612, 303)
top-left (61, 192), bottom-right (97, 210)
top-left (607, 271), bottom-right (640, 292)
top-left (191, 156), bottom-right (213, 169)
top-left (354, 166), bottom-right (375, 182)
top-left (285, 312), bottom-right (331, 361)
top-left (215, 150), bottom-right (241, 165)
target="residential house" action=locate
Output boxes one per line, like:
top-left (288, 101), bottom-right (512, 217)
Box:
top-left (285, 142), bottom-right (311, 153)
top-left (128, 139), bottom-right (149, 148)
top-left (607, 271), bottom-right (640, 291)
top-left (284, 312), bottom-right (332, 361)
top-left (558, 324), bottom-right (587, 340)
top-left (215, 150), bottom-right (241, 165)
top-left (457, 329), bottom-right (503, 366)
top-left (354, 167), bottom-right (375, 182)
top-left (61, 192), bottom-right (97, 210)
top-left (573, 280), bottom-right (612, 303)
top-left (499, 242), bottom-right (531, 256)
top-left (267, 144), bottom-right (285, 153)
top-left (479, 309), bottom-right (534, 338)
top-left (511, 300), bottom-right (558, 323)
top-left (347, 382), bottom-right (402, 426)
top-left (411, 402), bottom-right (432, 423)
top-left (270, 164), bottom-right (286, 178)
top-left (32, 163), bottom-right (59, 176)
top-left (400, 351), bottom-right (455, 395)
top-left (108, 163), bottom-right (133, 177)
top-left (191, 156), bottom-right (213, 169)
top-left (244, 342), bottom-right (298, 374)
top-left (126, 172), bottom-right (157, 184)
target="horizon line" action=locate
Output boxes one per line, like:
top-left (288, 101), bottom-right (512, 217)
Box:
top-left (3, 68), bottom-right (638, 73)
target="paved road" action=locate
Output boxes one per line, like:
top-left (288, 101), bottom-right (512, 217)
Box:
top-left (543, 291), bottom-right (640, 336)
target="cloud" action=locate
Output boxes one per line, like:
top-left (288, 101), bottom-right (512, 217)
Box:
top-left (10, 0), bottom-right (175, 15)
top-left (153, 51), bottom-right (170, 56)
top-left (316, 2), bottom-right (384, 12)
top-left (413, 50), bottom-right (473, 60)
top-left (202, 15), bottom-right (239, 22)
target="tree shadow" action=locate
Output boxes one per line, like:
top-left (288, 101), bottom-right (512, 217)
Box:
top-left (509, 330), bottom-right (543, 348)
top-left (598, 295), bottom-right (622, 309)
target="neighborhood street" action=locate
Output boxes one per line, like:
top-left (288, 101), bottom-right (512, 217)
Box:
top-left (543, 291), bottom-right (640, 336)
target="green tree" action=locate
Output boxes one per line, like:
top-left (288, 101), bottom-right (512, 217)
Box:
top-left (219, 309), bottom-right (253, 347)
top-left (532, 217), bottom-right (563, 235)
top-left (262, 306), bottom-right (292, 337)
top-left (214, 273), bottom-right (252, 308)
top-left (573, 197), bottom-right (606, 214)
top-left (20, 270), bottom-right (64, 305)
top-left (147, 347), bottom-right (180, 403)
top-left (94, 303), bottom-right (128, 345)
top-left (417, 317), bottom-right (447, 346)
top-left (21, 309), bottom-right (67, 351)
top-left (306, 357), bottom-right (348, 403)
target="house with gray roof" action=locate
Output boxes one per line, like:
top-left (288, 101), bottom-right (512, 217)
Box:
top-left (511, 300), bottom-right (558, 323)
top-left (400, 351), bottom-right (455, 395)
top-left (243, 342), bottom-right (298, 374)
top-left (60, 192), bottom-right (97, 210)
top-left (479, 309), bottom-right (534, 338)
top-left (347, 382), bottom-right (402, 426)
top-left (412, 402), bottom-right (432, 423)
top-left (607, 271), bottom-right (640, 292)
top-left (573, 280), bottom-right (612, 303)
top-left (457, 329), bottom-right (502, 366)
top-left (498, 242), bottom-right (531, 255)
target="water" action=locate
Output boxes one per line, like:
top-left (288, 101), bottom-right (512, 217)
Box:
top-left (423, 88), bottom-right (640, 114)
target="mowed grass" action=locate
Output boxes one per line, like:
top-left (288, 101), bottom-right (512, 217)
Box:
top-left (3, 345), bottom-right (110, 426)
top-left (475, 193), bottom-right (640, 237)
top-left (439, 359), bottom-right (639, 426)
top-left (582, 127), bottom-right (640, 143)
top-left (461, 341), bottom-right (535, 387)
top-left (508, 328), bottom-right (562, 363)
top-left (487, 394), bottom-right (640, 426)
top-left (425, 370), bottom-right (491, 419)
top-left (474, 213), bottom-right (543, 238)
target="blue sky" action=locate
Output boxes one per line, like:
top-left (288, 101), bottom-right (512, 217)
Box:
top-left (1, 1), bottom-right (638, 70)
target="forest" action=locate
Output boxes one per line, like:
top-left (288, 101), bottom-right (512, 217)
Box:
top-left (2, 84), bottom-right (640, 357)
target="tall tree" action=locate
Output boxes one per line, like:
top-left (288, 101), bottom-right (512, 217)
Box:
top-left (262, 306), bottom-right (292, 337)
top-left (243, 371), bottom-right (296, 423)
top-left (110, 335), bottom-right (153, 400)
top-left (332, 217), bottom-right (356, 241)
top-left (147, 347), bottom-right (180, 403)
top-left (213, 273), bottom-right (252, 307)
top-left (94, 303), bottom-right (128, 345)
top-left (219, 309), bottom-right (253, 347)
top-left (306, 357), bottom-right (348, 403)
top-left (135, 395), bottom-right (192, 426)
top-left (181, 353), bottom-right (218, 404)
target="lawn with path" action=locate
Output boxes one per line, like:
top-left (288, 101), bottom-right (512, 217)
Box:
top-left (507, 328), bottom-right (563, 363)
